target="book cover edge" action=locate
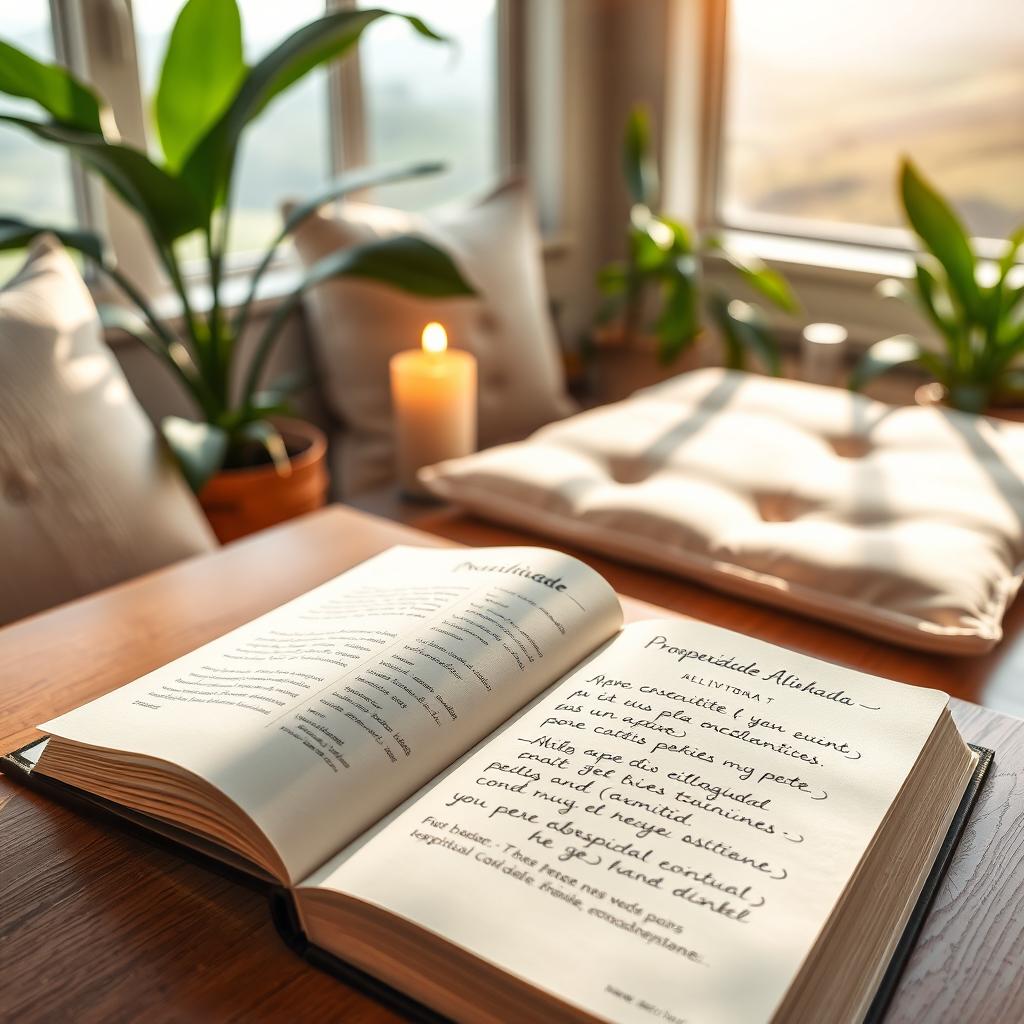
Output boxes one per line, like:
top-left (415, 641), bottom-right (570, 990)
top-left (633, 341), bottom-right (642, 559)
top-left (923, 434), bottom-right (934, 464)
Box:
top-left (861, 742), bottom-right (993, 1023)
top-left (1, 738), bottom-right (996, 1024)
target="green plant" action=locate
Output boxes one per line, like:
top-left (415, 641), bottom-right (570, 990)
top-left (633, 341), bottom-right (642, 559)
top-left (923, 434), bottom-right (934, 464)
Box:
top-left (596, 105), bottom-right (798, 371)
top-left (850, 159), bottom-right (1024, 412)
top-left (0, 1), bottom-right (475, 490)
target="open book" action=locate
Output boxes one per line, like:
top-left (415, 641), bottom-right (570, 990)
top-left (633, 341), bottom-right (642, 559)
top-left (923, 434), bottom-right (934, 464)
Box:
top-left (7, 546), bottom-right (990, 1024)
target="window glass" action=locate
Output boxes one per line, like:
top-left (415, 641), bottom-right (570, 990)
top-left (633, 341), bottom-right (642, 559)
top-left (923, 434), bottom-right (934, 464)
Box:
top-left (0, 3), bottom-right (78, 279)
top-left (134, 0), bottom-right (331, 258)
top-left (357, 0), bottom-right (499, 210)
top-left (720, 0), bottom-right (1024, 242)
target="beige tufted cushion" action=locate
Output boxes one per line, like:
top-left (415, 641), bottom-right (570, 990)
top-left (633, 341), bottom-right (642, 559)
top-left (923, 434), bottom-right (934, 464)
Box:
top-left (287, 179), bottom-right (577, 496)
top-left (422, 368), bottom-right (1024, 654)
top-left (0, 236), bottom-right (216, 625)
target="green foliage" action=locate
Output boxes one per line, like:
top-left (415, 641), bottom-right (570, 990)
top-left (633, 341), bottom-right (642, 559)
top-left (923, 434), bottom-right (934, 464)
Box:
top-left (851, 158), bottom-right (1024, 412)
top-left (161, 416), bottom-right (229, 493)
top-left (597, 105), bottom-right (797, 372)
top-left (0, 40), bottom-right (103, 132)
top-left (0, 115), bottom-right (205, 242)
top-left (0, 4), bottom-right (475, 491)
top-left (0, 218), bottom-right (105, 263)
top-left (155, 0), bottom-right (245, 171)
top-left (622, 106), bottom-right (659, 208)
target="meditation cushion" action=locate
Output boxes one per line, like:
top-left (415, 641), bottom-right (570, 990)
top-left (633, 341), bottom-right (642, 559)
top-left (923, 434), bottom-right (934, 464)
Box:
top-left (422, 368), bottom-right (1024, 654)
top-left (287, 179), bottom-right (577, 496)
top-left (0, 235), bottom-right (216, 625)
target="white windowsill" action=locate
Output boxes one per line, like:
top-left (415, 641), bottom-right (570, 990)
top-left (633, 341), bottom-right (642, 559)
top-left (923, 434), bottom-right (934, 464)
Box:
top-left (712, 228), bottom-right (916, 285)
top-left (701, 226), bottom-right (1017, 353)
top-left (100, 233), bottom-right (576, 347)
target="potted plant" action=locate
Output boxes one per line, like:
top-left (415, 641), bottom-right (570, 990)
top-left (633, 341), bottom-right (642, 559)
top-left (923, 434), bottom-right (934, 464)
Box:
top-left (593, 104), bottom-right (798, 394)
top-left (0, 1), bottom-right (474, 541)
top-left (850, 159), bottom-right (1024, 415)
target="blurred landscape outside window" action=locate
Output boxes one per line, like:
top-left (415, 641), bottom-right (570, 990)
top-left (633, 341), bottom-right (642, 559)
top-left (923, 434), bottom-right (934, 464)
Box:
top-left (356, 0), bottom-right (499, 210)
top-left (721, 0), bottom-right (1024, 245)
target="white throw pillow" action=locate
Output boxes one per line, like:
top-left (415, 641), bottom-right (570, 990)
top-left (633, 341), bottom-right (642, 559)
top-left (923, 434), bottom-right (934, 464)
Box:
top-left (287, 179), bottom-right (577, 496)
top-left (423, 368), bottom-right (1024, 655)
top-left (0, 235), bottom-right (216, 625)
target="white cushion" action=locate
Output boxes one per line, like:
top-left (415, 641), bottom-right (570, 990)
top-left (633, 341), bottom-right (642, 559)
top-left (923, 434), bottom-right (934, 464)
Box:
top-left (0, 236), bottom-right (216, 625)
top-left (422, 368), bottom-right (1024, 654)
top-left (288, 179), bottom-right (577, 495)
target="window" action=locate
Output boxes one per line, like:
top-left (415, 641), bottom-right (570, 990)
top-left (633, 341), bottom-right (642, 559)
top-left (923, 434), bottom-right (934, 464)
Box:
top-left (0, 0), bottom-right (514, 284)
top-left (130, 0), bottom-right (501, 263)
top-left (356, 0), bottom-right (500, 210)
top-left (134, 0), bottom-right (332, 259)
top-left (0, 2), bottom-right (78, 277)
top-left (719, 0), bottom-right (1024, 245)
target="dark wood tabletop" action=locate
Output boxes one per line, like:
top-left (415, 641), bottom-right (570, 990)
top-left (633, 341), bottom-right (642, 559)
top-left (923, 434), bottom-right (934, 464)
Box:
top-left (2, 504), bottom-right (1023, 1023)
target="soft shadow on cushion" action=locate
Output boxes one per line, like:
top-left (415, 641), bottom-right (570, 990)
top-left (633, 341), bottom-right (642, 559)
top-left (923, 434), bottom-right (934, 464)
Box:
top-left (422, 368), bottom-right (1024, 654)
top-left (0, 236), bottom-right (216, 625)
top-left (286, 179), bottom-right (577, 497)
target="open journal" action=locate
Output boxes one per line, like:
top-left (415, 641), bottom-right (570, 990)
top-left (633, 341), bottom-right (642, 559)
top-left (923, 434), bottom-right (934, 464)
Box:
top-left (5, 545), bottom-right (991, 1024)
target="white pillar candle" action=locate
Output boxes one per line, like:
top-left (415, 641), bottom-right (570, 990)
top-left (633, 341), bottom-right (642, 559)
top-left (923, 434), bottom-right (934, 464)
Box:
top-left (801, 322), bottom-right (849, 387)
top-left (389, 322), bottom-right (477, 497)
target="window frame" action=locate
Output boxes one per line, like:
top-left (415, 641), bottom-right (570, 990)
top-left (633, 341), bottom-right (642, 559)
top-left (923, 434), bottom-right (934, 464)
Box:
top-left (665, 0), bottom-right (1018, 351)
top-left (55, 0), bottom-right (523, 297)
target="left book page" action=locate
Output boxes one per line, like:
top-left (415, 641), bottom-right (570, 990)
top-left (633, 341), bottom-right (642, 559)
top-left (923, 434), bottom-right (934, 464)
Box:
top-left (39, 545), bottom-right (623, 883)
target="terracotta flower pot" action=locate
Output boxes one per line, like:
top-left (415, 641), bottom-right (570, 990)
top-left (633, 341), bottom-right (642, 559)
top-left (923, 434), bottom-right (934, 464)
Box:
top-left (198, 418), bottom-right (329, 544)
top-left (590, 324), bottom-right (713, 403)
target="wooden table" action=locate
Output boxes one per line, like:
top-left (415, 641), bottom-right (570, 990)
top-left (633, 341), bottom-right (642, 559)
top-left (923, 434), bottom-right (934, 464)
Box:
top-left (2, 505), bottom-right (1023, 1023)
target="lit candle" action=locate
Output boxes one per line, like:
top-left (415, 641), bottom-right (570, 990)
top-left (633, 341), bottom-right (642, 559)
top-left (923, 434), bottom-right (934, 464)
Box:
top-left (801, 322), bottom-right (849, 387)
top-left (389, 322), bottom-right (477, 497)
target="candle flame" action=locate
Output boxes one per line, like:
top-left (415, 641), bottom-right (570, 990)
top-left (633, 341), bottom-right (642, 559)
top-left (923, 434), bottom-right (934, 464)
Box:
top-left (422, 321), bottom-right (448, 354)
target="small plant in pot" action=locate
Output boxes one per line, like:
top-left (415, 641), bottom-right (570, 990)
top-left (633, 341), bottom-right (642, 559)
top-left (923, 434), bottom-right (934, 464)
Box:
top-left (0, 1), bottom-right (475, 542)
top-left (594, 105), bottom-right (798, 379)
top-left (850, 159), bottom-right (1024, 415)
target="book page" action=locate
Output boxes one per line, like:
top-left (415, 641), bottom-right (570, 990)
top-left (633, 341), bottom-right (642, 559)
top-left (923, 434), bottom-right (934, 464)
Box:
top-left (303, 618), bottom-right (951, 1024)
top-left (40, 545), bottom-right (622, 883)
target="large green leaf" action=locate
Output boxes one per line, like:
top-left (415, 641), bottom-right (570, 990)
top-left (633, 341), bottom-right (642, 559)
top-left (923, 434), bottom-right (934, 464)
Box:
top-left (997, 225), bottom-right (1024, 284)
top-left (161, 416), bottom-right (228, 493)
top-left (913, 258), bottom-right (961, 357)
top-left (232, 159), bottom-right (445, 337)
top-left (0, 39), bottom-right (103, 132)
top-left (1001, 282), bottom-right (1024, 331)
top-left (900, 159), bottom-right (980, 320)
top-left (661, 215), bottom-right (694, 254)
top-left (982, 225), bottom-right (1024, 338)
top-left (629, 223), bottom-right (673, 274)
top-left (232, 419), bottom-right (291, 476)
top-left (707, 239), bottom-right (799, 313)
top-left (0, 115), bottom-right (204, 242)
top-left (0, 217), bottom-right (105, 262)
top-left (707, 293), bottom-right (780, 374)
top-left (242, 233), bottom-right (475, 404)
top-left (280, 160), bottom-right (445, 240)
top-left (181, 9), bottom-right (444, 216)
top-left (98, 302), bottom-right (214, 412)
top-left (302, 233), bottom-right (476, 296)
top-left (654, 261), bottom-right (700, 364)
top-left (622, 105), bottom-right (658, 207)
top-left (155, 0), bottom-right (245, 170)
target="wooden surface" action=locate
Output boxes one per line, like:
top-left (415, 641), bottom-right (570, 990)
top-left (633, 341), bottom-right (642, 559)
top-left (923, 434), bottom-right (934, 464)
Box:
top-left (1, 504), bottom-right (1023, 1024)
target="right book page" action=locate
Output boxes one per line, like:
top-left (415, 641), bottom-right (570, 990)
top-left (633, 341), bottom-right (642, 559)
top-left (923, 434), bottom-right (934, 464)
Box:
top-left (302, 618), bottom-right (962, 1024)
